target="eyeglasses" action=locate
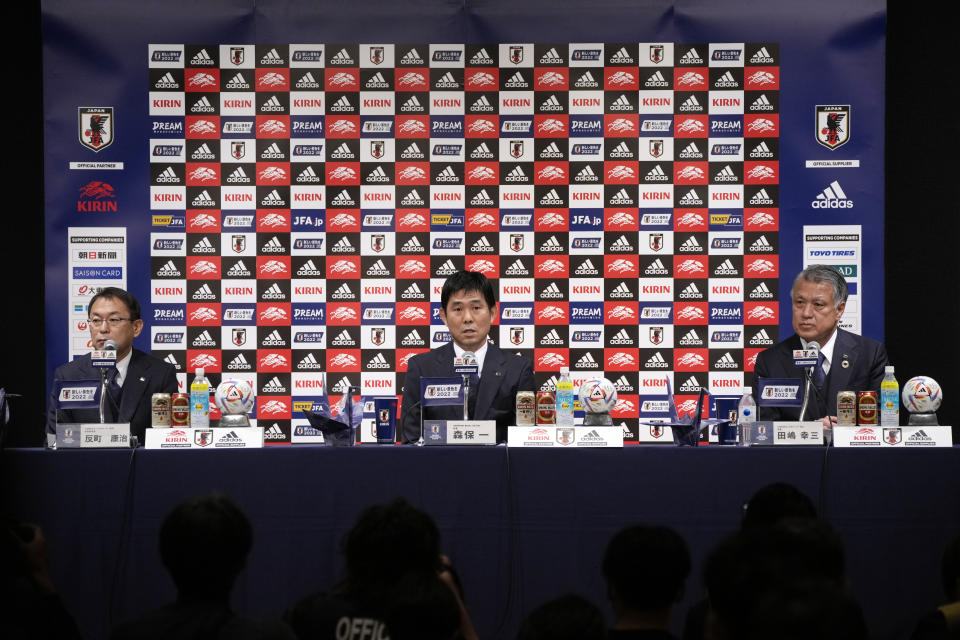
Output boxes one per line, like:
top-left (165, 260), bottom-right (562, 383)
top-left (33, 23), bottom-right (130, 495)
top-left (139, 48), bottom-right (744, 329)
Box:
top-left (88, 317), bottom-right (133, 328)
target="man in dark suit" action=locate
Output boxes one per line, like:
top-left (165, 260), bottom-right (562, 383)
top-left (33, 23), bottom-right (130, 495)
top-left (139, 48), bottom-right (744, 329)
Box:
top-left (400, 271), bottom-right (535, 443)
top-left (46, 287), bottom-right (178, 442)
top-left (753, 265), bottom-right (888, 425)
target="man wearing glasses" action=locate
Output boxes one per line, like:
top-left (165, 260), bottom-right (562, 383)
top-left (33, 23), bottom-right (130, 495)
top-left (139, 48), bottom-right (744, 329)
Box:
top-left (46, 287), bottom-right (177, 442)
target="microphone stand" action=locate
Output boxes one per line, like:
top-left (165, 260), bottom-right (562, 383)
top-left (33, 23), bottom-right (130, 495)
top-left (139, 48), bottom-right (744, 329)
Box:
top-left (798, 367), bottom-right (814, 422)
top-left (99, 368), bottom-right (109, 424)
top-left (462, 374), bottom-right (470, 421)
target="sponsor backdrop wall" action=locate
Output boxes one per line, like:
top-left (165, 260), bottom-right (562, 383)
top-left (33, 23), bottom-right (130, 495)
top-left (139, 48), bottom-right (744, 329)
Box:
top-left (43, 0), bottom-right (885, 442)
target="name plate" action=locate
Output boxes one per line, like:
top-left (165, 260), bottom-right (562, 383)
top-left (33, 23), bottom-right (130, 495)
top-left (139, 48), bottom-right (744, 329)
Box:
top-left (422, 420), bottom-right (498, 445)
top-left (145, 427), bottom-right (263, 449)
top-left (833, 425), bottom-right (953, 447)
top-left (772, 421), bottom-right (824, 446)
top-left (55, 423), bottom-right (131, 449)
top-left (508, 425), bottom-right (624, 448)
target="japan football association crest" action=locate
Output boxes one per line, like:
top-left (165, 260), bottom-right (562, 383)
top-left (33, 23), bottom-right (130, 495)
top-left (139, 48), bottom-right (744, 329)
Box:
top-left (230, 47), bottom-right (244, 65)
top-left (78, 107), bottom-right (114, 152)
top-left (369, 46), bottom-right (385, 65)
top-left (649, 139), bottom-right (663, 158)
top-left (649, 45), bottom-right (664, 64)
top-left (509, 46), bottom-right (523, 65)
top-left (815, 105), bottom-right (850, 149)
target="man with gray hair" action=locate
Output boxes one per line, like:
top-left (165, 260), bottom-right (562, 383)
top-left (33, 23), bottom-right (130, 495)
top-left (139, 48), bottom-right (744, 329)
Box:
top-left (753, 265), bottom-right (888, 424)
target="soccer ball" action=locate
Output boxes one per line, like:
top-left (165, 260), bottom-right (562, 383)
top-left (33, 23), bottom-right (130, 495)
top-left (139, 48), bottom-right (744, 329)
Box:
top-left (578, 378), bottom-right (618, 414)
top-left (901, 376), bottom-right (942, 414)
top-left (215, 379), bottom-right (255, 415)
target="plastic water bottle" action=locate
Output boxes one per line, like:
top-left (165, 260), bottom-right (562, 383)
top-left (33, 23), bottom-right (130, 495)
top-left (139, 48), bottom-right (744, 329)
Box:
top-left (880, 365), bottom-right (899, 426)
top-left (737, 391), bottom-right (757, 447)
top-left (556, 367), bottom-right (575, 426)
top-left (190, 367), bottom-right (210, 427)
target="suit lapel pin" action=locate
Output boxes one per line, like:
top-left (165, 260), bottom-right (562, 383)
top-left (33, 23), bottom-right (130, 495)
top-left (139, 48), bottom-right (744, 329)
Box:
top-left (139, 377), bottom-right (146, 382)
top-left (841, 358), bottom-right (849, 369)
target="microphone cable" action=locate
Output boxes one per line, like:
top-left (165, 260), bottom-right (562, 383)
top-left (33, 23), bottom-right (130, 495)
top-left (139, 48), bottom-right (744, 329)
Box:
top-left (491, 443), bottom-right (518, 639)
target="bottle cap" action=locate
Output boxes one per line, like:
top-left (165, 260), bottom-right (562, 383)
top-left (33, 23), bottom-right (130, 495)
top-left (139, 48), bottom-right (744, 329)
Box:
top-left (195, 367), bottom-right (204, 377)
top-left (560, 366), bottom-right (569, 375)
top-left (884, 365), bottom-right (894, 374)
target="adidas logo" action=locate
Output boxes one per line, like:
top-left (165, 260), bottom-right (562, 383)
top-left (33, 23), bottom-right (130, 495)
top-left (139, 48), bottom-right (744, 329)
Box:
top-left (401, 283), bottom-right (425, 300)
top-left (329, 48), bottom-right (354, 64)
top-left (436, 259), bottom-right (458, 275)
top-left (645, 259), bottom-right (669, 275)
top-left (471, 95), bottom-right (495, 112)
top-left (401, 189), bottom-right (425, 206)
top-left (330, 283), bottom-right (354, 300)
top-left (263, 376), bottom-right (287, 392)
top-left (608, 141), bottom-right (634, 159)
top-left (679, 48), bottom-right (704, 64)
top-left (261, 142), bottom-right (285, 159)
top-left (714, 71), bottom-right (739, 88)
top-left (679, 329), bottom-right (704, 346)
top-left (329, 95), bottom-right (354, 112)
top-left (330, 142), bottom-right (355, 160)
top-left (400, 236), bottom-right (424, 252)
top-left (264, 424), bottom-right (285, 439)
top-left (470, 189), bottom-right (494, 206)
top-left (678, 282), bottom-right (703, 299)
top-left (644, 70), bottom-right (668, 88)
top-left (400, 142), bottom-right (424, 160)
top-left (190, 48), bottom-right (214, 65)
top-left (366, 166), bottom-right (389, 183)
top-left (679, 189), bottom-right (704, 206)
top-left (227, 353), bottom-right (252, 371)
top-left (226, 260), bottom-right (251, 277)
top-left (503, 71), bottom-right (528, 88)
top-left (192, 283), bottom-right (216, 300)
top-left (157, 260), bottom-right (181, 276)
top-left (645, 164), bottom-right (669, 182)
top-left (262, 283), bottom-right (285, 300)
top-left (192, 330), bottom-right (216, 347)
top-left (539, 142), bottom-right (564, 159)
top-left (400, 95), bottom-right (424, 113)
top-left (749, 141), bottom-right (774, 159)
top-left (714, 259), bottom-right (738, 275)
top-left (575, 165), bottom-right (599, 182)
top-left (610, 235), bottom-right (635, 252)
top-left (260, 95), bottom-right (284, 112)
top-left (539, 235), bottom-right (563, 252)
top-left (540, 188), bottom-right (563, 206)
top-left (154, 72), bottom-right (179, 89)
top-left (750, 47), bottom-right (775, 64)
top-left (435, 166), bottom-right (459, 183)
top-left (679, 94), bottom-right (703, 112)
top-left (470, 48), bottom-right (494, 65)
top-left (750, 94), bottom-right (774, 111)
top-left (614, 376), bottom-right (635, 392)
top-left (330, 376), bottom-right (352, 393)
top-left (812, 181), bottom-right (853, 208)
top-left (192, 236), bottom-right (216, 253)
top-left (367, 353), bottom-right (390, 369)
top-left (750, 283), bottom-right (774, 300)
top-left (575, 352), bottom-right (600, 369)
top-left (540, 282), bottom-right (564, 299)
top-left (539, 47), bottom-right (563, 64)
top-left (365, 72), bottom-right (389, 89)
top-left (331, 190), bottom-right (356, 207)
top-left (750, 188), bottom-right (775, 206)
top-left (434, 71), bottom-right (459, 88)
top-left (539, 94), bottom-right (563, 111)
top-left (192, 190), bottom-right (216, 207)
top-left (714, 165), bottom-right (739, 182)
top-left (609, 188), bottom-right (634, 205)
top-left (163, 354), bottom-right (179, 369)
top-left (366, 259), bottom-right (390, 276)
top-left (749, 235), bottom-right (774, 253)
top-left (401, 329), bottom-right (425, 347)
top-left (191, 143), bottom-right (215, 161)
top-left (470, 142), bottom-right (494, 160)
top-left (224, 72), bottom-right (250, 90)
top-left (470, 235), bottom-right (495, 252)
top-left (297, 166), bottom-right (320, 183)
top-left (505, 259), bottom-right (529, 276)
top-left (504, 165), bottom-right (528, 182)
top-left (259, 48), bottom-right (284, 65)
top-left (645, 352), bottom-right (669, 368)
top-left (715, 352), bottom-right (738, 369)
top-left (750, 328), bottom-right (774, 346)
top-left (331, 330), bottom-right (355, 347)
top-left (297, 353), bottom-right (323, 370)
top-left (296, 259), bottom-right (322, 277)
top-left (609, 94), bottom-right (634, 111)
top-left (679, 376), bottom-right (702, 393)
top-left (574, 70), bottom-right (599, 89)
top-left (225, 166), bottom-right (250, 184)
top-left (609, 329), bottom-right (634, 345)
top-left (610, 47), bottom-right (635, 63)
top-left (609, 281), bottom-right (633, 299)
top-left (678, 141), bottom-right (704, 160)
top-left (540, 329), bottom-right (564, 345)
top-left (571, 258), bottom-right (598, 276)
top-left (260, 236), bottom-right (285, 253)
top-left (401, 48), bottom-right (424, 64)
top-left (295, 72), bottom-right (320, 89)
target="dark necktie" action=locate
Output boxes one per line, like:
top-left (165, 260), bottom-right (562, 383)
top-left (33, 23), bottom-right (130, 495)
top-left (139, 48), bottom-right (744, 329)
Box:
top-left (812, 352), bottom-right (827, 390)
top-left (106, 367), bottom-right (123, 420)
top-left (467, 373), bottom-right (479, 419)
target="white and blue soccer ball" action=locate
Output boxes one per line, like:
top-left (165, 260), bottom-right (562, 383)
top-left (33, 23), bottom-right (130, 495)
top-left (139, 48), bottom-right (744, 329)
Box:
top-left (578, 377), bottom-right (618, 414)
top-left (215, 379), bottom-right (256, 415)
top-left (901, 376), bottom-right (942, 414)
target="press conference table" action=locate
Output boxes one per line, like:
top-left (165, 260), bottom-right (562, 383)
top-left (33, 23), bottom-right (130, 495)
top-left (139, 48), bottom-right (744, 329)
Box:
top-left (2, 444), bottom-right (958, 640)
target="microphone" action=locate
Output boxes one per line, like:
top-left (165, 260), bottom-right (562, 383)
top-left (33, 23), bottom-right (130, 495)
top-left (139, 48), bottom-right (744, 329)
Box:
top-left (795, 342), bottom-right (820, 421)
top-left (453, 352), bottom-right (479, 421)
top-left (103, 339), bottom-right (118, 351)
top-left (97, 340), bottom-right (120, 423)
